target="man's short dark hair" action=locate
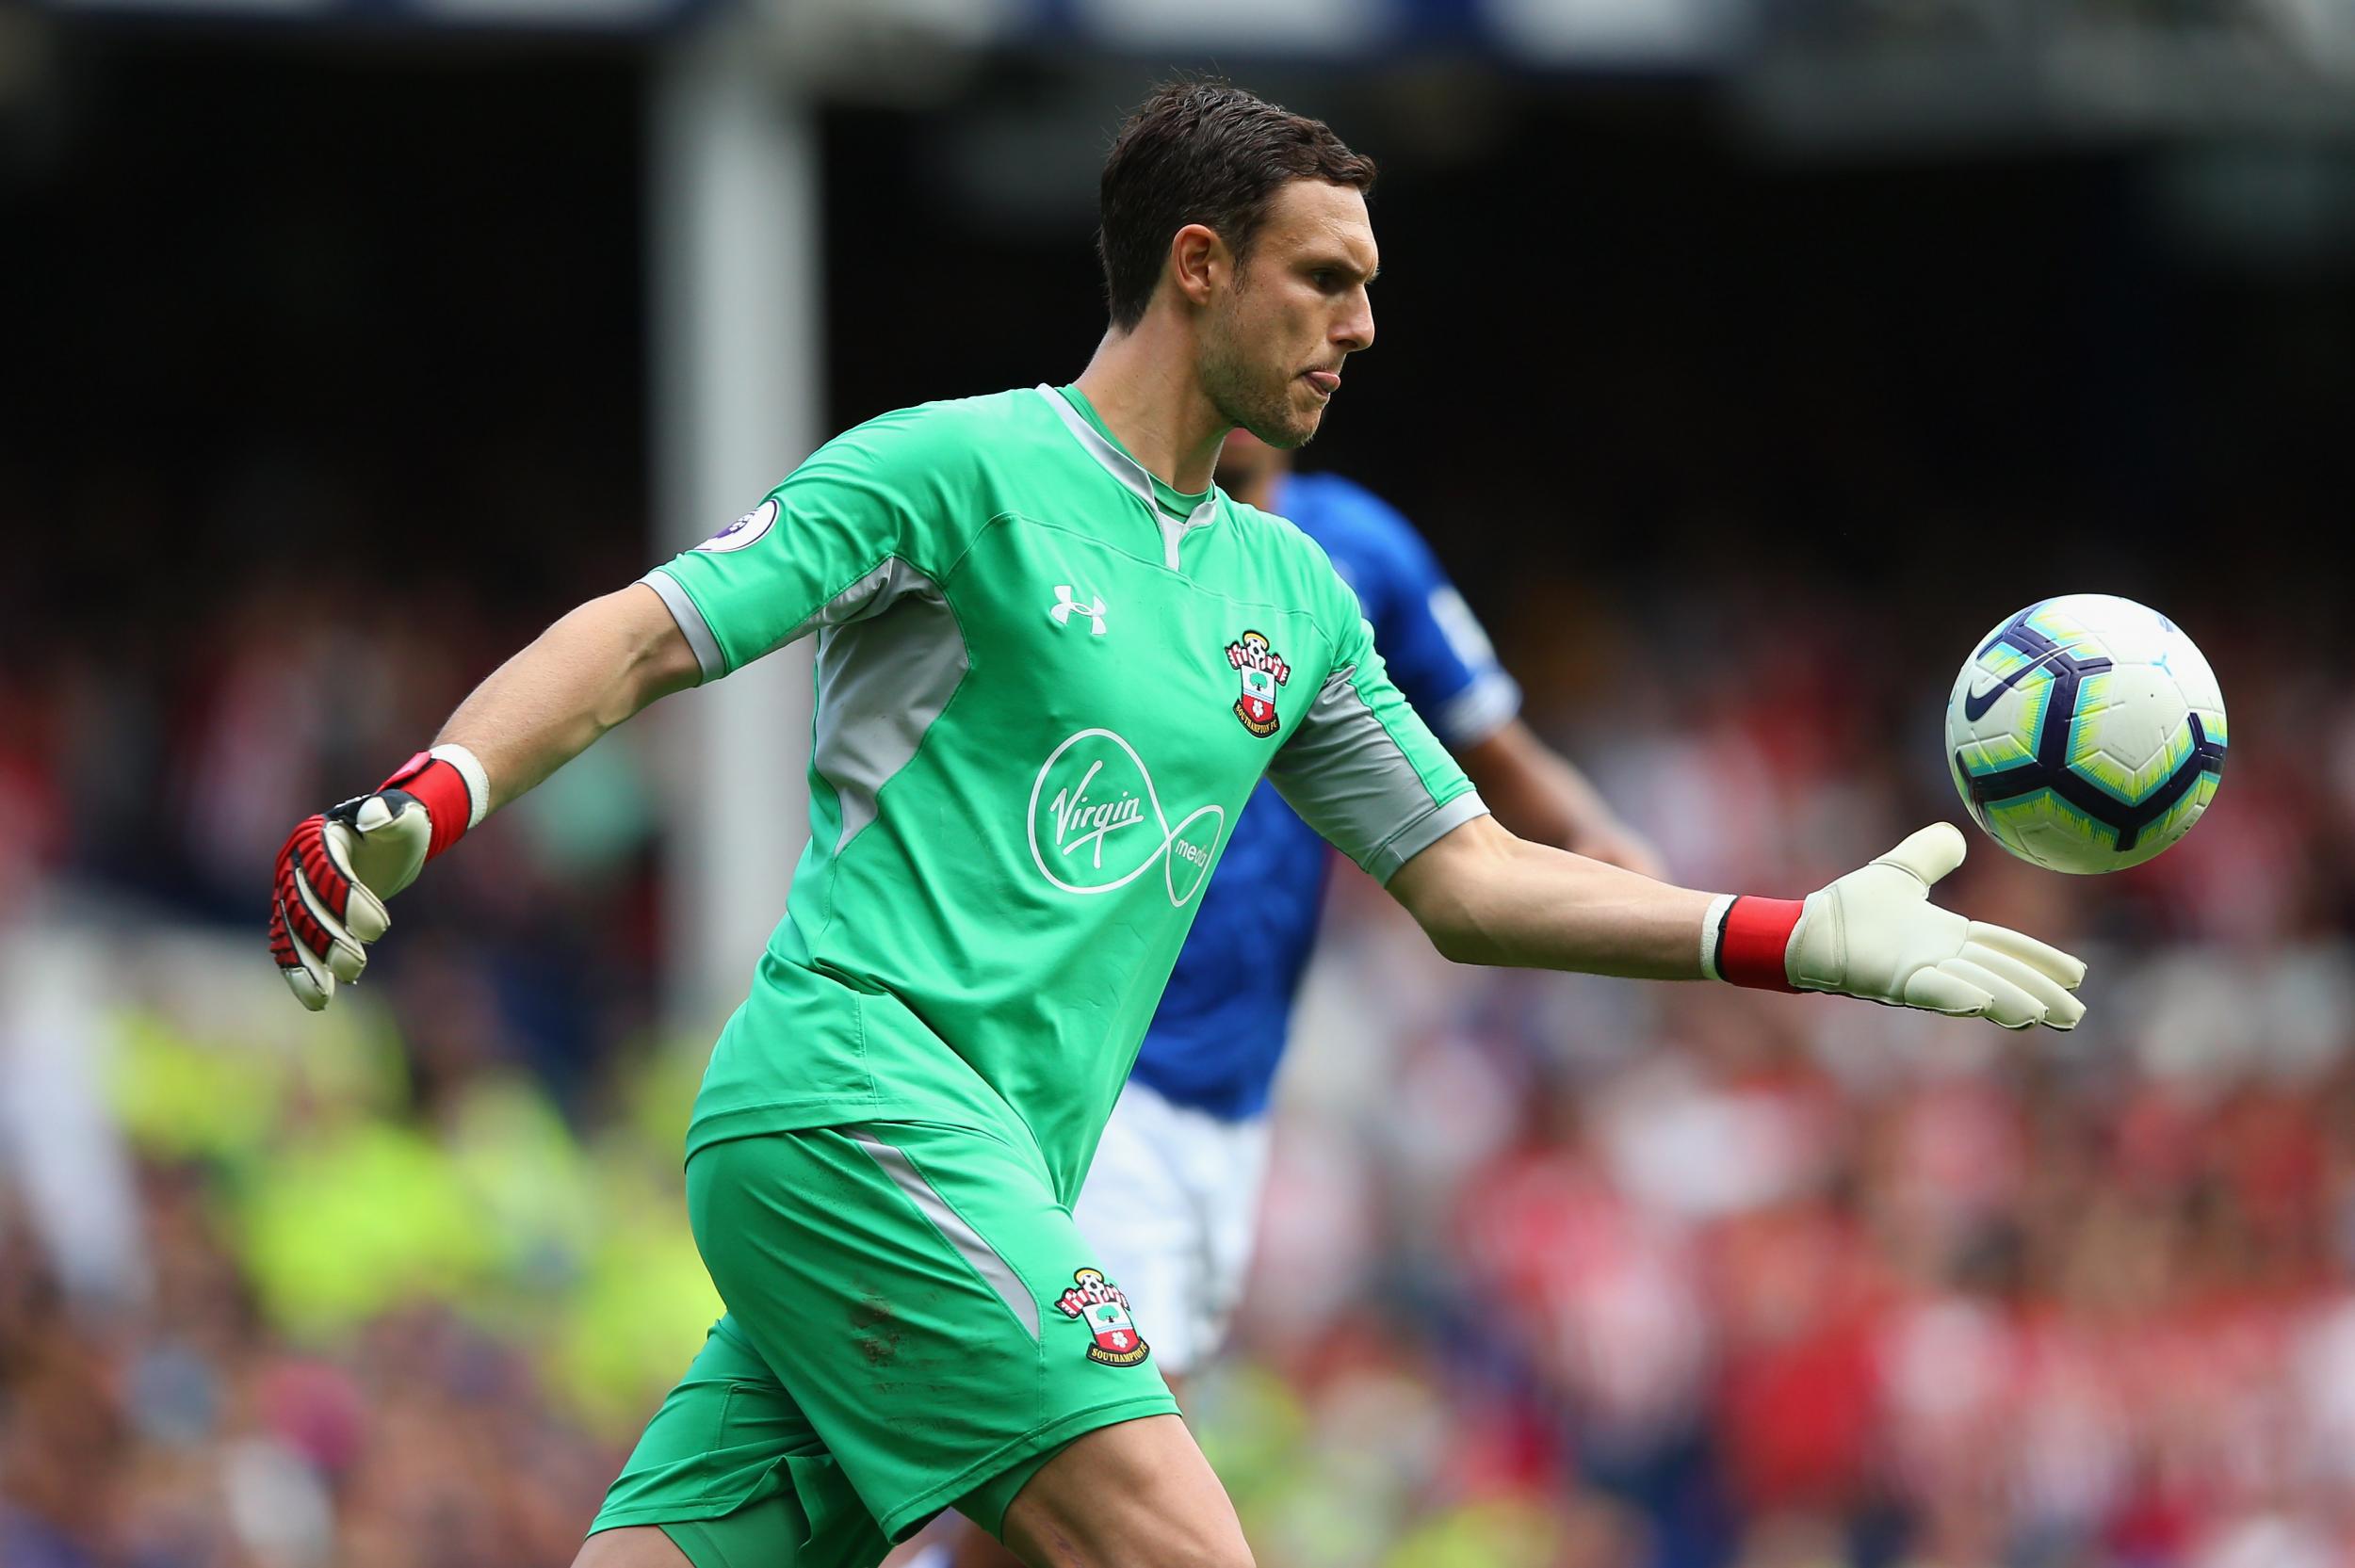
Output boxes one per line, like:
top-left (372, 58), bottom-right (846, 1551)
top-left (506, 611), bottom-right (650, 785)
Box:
top-left (1097, 80), bottom-right (1377, 331)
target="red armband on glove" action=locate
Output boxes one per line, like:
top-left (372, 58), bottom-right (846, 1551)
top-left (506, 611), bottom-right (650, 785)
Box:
top-left (1703, 895), bottom-right (1803, 992)
top-left (375, 749), bottom-right (480, 863)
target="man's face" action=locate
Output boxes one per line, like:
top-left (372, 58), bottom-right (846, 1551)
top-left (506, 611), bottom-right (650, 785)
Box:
top-left (1199, 179), bottom-right (1377, 451)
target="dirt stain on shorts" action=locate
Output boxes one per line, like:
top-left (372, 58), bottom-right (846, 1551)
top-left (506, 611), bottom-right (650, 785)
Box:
top-left (851, 1294), bottom-right (901, 1368)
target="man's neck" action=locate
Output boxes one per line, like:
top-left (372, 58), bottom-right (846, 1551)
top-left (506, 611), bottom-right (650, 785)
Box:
top-left (1072, 321), bottom-right (1229, 495)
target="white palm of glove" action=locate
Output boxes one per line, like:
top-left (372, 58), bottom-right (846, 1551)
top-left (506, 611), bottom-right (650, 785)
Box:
top-left (1791, 823), bottom-right (2087, 1030)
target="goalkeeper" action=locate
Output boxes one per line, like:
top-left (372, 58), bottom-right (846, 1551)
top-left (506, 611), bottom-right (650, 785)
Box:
top-left (269, 80), bottom-right (2087, 1568)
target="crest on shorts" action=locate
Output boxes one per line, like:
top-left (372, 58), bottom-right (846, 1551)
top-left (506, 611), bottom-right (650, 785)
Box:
top-left (1054, 1268), bottom-right (1150, 1366)
top-left (1226, 631), bottom-right (1291, 738)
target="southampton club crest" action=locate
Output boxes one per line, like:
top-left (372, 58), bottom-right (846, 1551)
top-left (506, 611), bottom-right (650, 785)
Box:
top-left (1054, 1269), bottom-right (1150, 1367)
top-left (1226, 630), bottom-right (1291, 738)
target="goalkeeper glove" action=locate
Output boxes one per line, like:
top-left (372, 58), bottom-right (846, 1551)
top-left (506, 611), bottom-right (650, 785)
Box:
top-left (268, 745), bottom-right (488, 1011)
top-left (1706, 823), bottom-right (2087, 1030)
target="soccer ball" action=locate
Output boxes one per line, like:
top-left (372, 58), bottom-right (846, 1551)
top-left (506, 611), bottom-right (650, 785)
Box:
top-left (1944, 593), bottom-right (2227, 874)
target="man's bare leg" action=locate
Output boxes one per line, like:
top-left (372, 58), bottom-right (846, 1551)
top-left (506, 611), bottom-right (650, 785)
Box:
top-left (949, 1375), bottom-right (1197, 1568)
top-left (995, 1411), bottom-right (1246, 1568)
top-left (573, 1527), bottom-right (694, 1568)
top-left (950, 1508), bottom-right (1030, 1567)
top-left (579, 1522), bottom-right (897, 1568)
top-left (583, 1414), bottom-right (1233, 1568)
top-left (879, 1528), bottom-right (950, 1567)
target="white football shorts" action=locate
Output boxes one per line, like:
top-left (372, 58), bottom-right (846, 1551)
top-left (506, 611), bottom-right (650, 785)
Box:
top-left (1071, 1078), bottom-right (1273, 1378)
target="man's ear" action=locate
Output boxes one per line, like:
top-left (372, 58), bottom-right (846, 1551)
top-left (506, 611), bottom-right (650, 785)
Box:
top-left (1168, 222), bottom-right (1226, 307)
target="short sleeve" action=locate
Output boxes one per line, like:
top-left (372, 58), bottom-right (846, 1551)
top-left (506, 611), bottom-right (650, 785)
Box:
top-left (1267, 596), bottom-right (1490, 885)
top-left (1348, 499), bottom-right (1522, 749)
top-left (642, 406), bottom-right (978, 683)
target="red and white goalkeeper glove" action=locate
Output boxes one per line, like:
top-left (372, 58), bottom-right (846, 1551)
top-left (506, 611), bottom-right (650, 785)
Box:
top-left (1705, 823), bottom-right (2087, 1030)
top-left (268, 745), bottom-right (489, 1011)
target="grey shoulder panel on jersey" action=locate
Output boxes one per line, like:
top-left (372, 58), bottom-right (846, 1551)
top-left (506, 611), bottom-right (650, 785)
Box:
top-left (641, 568), bottom-right (725, 684)
top-left (1267, 665), bottom-right (1491, 883)
top-left (808, 559), bottom-right (966, 853)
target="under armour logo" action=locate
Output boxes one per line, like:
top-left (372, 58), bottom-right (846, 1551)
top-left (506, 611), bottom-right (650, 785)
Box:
top-left (1049, 585), bottom-right (1107, 636)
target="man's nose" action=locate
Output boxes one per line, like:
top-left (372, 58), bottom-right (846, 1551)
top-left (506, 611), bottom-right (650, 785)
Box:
top-left (1335, 290), bottom-right (1374, 353)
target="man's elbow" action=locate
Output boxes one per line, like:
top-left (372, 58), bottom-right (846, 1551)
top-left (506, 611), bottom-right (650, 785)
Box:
top-left (1388, 825), bottom-right (1506, 965)
top-left (1415, 882), bottom-right (1514, 966)
top-left (1421, 912), bottom-right (1489, 966)
top-left (604, 585), bottom-right (705, 718)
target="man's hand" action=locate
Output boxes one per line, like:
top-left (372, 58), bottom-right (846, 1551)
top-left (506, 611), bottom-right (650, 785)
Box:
top-left (1718, 824), bottom-right (2087, 1030)
top-left (265, 584), bottom-right (699, 1010)
top-left (268, 749), bottom-right (482, 1010)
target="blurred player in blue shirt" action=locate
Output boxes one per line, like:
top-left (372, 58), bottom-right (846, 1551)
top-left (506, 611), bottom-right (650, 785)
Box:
top-left (1073, 431), bottom-right (1662, 1384)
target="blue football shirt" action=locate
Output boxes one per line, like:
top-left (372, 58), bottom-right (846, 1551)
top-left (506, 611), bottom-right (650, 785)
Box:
top-left (1129, 471), bottom-right (1521, 1121)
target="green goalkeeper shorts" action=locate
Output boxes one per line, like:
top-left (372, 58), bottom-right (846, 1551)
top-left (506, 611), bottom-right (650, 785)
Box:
top-left (588, 1120), bottom-right (1180, 1562)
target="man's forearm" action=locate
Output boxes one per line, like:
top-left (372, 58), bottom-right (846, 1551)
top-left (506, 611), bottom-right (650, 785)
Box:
top-left (1388, 815), bottom-right (1713, 979)
top-left (1389, 814), bottom-right (2088, 1031)
top-left (268, 581), bottom-right (703, 1011)
top-left (434, 582), bottom-right (701, 814)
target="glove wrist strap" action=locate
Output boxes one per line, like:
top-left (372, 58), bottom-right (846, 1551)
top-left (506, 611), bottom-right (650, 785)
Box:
top-left (380, 746), bottom-right (487, 862)
top-left (1712, 895), bottom-right (1804, 992)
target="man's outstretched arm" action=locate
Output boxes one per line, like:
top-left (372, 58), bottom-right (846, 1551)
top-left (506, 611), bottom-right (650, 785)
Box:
top-left (1386, 814), bottom-right (1709, 978)
top-left (435, 583), bottom-right (703, 812)
top-left (1387, 814), bottom-right (2087, 1029)
top-left (269, 583), bottom-right (700, 1010)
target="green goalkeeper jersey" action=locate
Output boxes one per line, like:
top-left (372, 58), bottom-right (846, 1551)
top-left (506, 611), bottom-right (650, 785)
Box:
top-left (642, 384), bottom-right (1484, 1197)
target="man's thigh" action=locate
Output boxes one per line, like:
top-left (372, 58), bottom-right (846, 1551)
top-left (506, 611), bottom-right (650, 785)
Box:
top-left (999, 1414), bottom-right (1251, 1568)
top-left (575, 1526), bottom-right (690, 1568)
top-left (579, 1520), bottom-right (865, 1568)
top-left (689, 1122), bottom-right (1181, 1545)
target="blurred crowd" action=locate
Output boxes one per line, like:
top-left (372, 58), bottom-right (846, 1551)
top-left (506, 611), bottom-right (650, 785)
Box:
top-left (1192, 582), bottom-right (2355, 1568)
top-left (7, 521), bottom-right (2355, 1568)
top-left (1, 1180), bottom-right (628, 1567)
top-left (0, 509), bottom-right (700, 1565)
top-left (0, 929), bottom-right (724, 1566)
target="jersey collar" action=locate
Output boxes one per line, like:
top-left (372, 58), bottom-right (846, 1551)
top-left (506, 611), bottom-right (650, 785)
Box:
top-left (1035, 384), bottom-right (1221, 570)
